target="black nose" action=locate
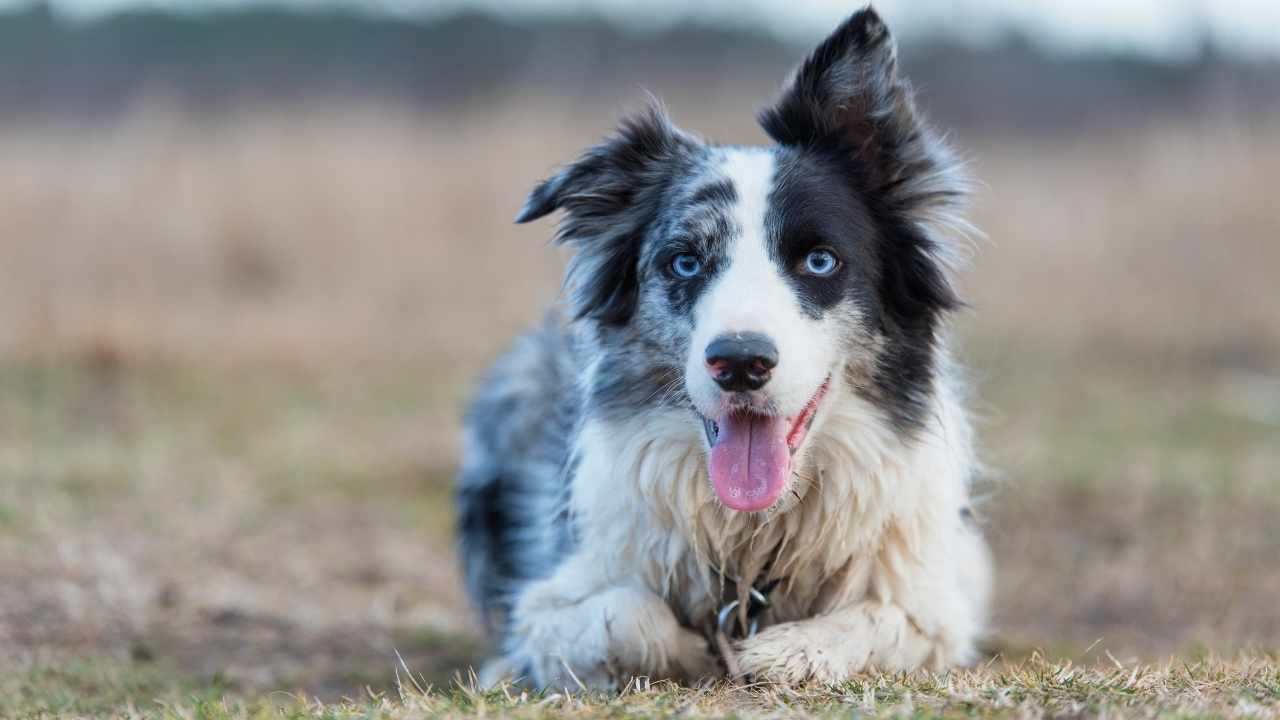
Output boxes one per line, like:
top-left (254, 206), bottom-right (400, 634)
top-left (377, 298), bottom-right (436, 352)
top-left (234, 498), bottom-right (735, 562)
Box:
top-left (705, 332), bottom-right (778, 392)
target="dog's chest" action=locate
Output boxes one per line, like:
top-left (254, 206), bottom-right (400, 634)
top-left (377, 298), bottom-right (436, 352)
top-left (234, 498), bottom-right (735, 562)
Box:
top-left (573, 404), bottom-right (907, 631)
top-left (654, 512), bottom-right (880, 637)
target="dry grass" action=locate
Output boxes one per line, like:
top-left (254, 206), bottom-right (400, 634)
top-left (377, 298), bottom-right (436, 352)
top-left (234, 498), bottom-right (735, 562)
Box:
top-left (391, 657), bottom-right (1280, 719)
top-left (1, 98), bottom-right (1278, 715)
top-left (8, 657), bottom-right (1280, 718)
top-left (2, 103), bottom-right (1277, 365)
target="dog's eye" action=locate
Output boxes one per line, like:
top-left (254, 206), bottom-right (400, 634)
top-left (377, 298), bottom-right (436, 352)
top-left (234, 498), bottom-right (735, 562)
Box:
top-left (802, 248), bottom-right (840, 276)
top-left (671, 253), bottom-right (703, 279)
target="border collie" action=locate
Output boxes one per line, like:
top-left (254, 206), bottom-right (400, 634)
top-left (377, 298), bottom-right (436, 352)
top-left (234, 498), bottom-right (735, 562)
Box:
top-left (457, 7), bottom-right (990, 687)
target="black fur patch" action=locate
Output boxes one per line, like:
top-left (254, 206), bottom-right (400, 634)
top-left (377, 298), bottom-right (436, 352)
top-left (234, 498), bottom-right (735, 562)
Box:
top-left (766, 146), bottom-right (881, 319)
top-left (759, 7), bottom-right (965, 431)
top-left (758, 8), bottom-right (896, 161)
top-left (686, 179), bottom-right (737, 209)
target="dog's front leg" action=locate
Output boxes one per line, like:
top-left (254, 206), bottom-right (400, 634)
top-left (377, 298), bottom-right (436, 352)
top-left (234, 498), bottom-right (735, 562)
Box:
top-left (490, 556), bottom-right (719, 690)
top-left (732, 601), bottom-right (938, 684)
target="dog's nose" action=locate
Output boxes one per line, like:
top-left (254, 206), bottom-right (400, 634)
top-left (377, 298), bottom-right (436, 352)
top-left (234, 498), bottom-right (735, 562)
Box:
top-left (705, 333), bottom-right (778, 392)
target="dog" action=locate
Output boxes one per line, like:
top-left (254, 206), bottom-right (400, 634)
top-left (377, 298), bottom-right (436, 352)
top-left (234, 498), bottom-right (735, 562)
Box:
top-left (456, 7), bottom-right (990, 688)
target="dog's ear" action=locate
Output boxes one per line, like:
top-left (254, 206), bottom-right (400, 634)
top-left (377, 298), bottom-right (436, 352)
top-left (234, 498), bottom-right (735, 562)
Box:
top-left (761, 7), bottom-right (971, 321)
top-left (760, 8), bottom-right (918, 187)
top-left (515, 106), bottom-right (697, 326)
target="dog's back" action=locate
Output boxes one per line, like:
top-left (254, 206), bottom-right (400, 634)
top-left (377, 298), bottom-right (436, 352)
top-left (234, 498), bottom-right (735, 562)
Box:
top-left (455, 314), bottom-right (579, 636)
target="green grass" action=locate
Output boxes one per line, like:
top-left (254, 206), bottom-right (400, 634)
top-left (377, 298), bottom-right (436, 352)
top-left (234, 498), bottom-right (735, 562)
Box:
top-left (0, 660), bottom-right (225, 718)
top-left (5, 657), bottom-right (1279, 719)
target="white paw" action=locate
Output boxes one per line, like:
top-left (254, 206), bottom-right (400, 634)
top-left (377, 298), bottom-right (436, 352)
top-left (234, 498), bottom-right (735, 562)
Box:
top-left (509, 580), bottom-right (724, 689)
top-left (530, 651), bottom-right (619, 691)
top-left (733, 604), bottom-right (936, 684)
top-left (734, 620), bottom-right (850, 684)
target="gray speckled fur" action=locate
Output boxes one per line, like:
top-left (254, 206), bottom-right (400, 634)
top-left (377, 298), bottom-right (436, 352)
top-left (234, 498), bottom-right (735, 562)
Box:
top-left (455, 313), bottom-right (581, 636)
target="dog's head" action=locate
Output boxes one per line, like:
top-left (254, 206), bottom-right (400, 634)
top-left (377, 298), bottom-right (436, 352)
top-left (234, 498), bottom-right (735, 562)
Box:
top-left (516, 9), bottom-right (970, 512)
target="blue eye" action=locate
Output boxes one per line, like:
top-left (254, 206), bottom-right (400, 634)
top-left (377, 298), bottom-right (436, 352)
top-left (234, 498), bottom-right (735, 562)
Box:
top-left (671, 253), bottom-right (703, 279)
top-left (803, 248), bottom-right (840, 276)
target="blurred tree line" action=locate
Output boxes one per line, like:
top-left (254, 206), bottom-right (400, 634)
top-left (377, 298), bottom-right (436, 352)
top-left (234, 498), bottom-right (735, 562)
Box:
top-left (1, 1), bottom-right (1276, 132)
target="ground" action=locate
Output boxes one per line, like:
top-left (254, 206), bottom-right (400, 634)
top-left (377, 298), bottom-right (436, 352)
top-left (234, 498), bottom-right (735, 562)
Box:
top-left (6, 657), bottom-right (1280, 717)
top-left (1, 105), bottom-right (1277, 717)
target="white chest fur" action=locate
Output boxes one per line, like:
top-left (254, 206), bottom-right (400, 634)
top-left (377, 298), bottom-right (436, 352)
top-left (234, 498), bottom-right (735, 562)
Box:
top-left (566, 375), bottom-right (973, 633)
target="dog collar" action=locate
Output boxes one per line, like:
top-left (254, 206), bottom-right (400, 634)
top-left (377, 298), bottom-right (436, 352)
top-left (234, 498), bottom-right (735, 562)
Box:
top-left (710, 564), bottom-right (782, 640)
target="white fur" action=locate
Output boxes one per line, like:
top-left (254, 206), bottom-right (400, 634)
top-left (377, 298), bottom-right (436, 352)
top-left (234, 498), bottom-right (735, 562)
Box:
top-left (684, 149), bottom-right (837, 423)
top-left (495, 356), bottom-right (989, 688)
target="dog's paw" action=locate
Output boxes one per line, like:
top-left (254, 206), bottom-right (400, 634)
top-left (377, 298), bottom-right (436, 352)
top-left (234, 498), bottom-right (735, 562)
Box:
top-left (733, 620), bottom-right (854, 684)
top-left (519, 630), bottom-right (717, 691)
top-left (477, 655), bottom-right (532, 689)
top-left (669, 626), bottom-right (723, 682)
top-left (479, 647), bottom-right (618, 691)
top-left (511, 578), bottom-right (725, 689)
top-left (527, 651), bottom-right (619, 691)
top-left (733, 604), bottom-right (937, 684)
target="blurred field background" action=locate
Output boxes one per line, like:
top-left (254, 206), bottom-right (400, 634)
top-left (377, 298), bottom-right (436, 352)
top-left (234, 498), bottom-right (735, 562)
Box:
top-left (1, 0), bottom-right (1279, 714)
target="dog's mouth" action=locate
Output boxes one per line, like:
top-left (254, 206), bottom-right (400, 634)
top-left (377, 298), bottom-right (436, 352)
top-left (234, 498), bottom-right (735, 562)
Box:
top-left (701, 377), bottom-right (831, 512)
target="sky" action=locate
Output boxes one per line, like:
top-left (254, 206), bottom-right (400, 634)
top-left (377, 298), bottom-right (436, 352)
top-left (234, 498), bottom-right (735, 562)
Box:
top-left (8, 0), bottom-right (1280, 60)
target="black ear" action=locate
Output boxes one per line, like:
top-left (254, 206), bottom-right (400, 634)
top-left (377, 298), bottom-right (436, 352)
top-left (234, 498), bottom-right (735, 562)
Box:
top-left (762, 8), bottom-right (971, 318)
top-left (514, 106), bottom-right (698, 326)
top-left (514, 172), bottom-right (569, 224)
top-left (760, 8), bottom-right (913, 182)
top-left (761, 7), bottom-right (972, 222)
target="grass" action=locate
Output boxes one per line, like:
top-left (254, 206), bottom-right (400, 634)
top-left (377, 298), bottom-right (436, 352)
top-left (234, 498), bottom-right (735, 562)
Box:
top-left (3, 343), bottom-right (1277, 719)
top-left (0, 104), bottom-right (1277, 716)
top-left (6, 656), bottom-right (1279, 718)
top-left (1, 661), bottom-right (227, 718)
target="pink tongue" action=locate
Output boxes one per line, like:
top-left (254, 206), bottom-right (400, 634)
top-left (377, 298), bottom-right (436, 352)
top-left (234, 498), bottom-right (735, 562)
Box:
top-left (708, 413), bottom-right (791, 512)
